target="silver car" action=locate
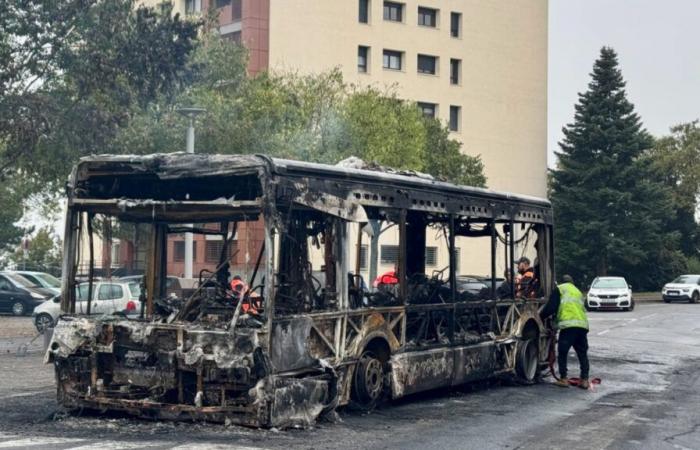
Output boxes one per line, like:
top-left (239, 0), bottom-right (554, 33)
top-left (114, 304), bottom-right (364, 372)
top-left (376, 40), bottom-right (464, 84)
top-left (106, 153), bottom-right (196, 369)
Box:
top-left (32, 280), bottom-right (141, 332)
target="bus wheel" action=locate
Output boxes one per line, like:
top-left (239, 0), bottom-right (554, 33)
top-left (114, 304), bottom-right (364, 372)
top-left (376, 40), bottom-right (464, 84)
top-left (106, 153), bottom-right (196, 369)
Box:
top-left (352, 350), bottom-right (385, 410)
top-left (515, 337), bottom-right (539, 383)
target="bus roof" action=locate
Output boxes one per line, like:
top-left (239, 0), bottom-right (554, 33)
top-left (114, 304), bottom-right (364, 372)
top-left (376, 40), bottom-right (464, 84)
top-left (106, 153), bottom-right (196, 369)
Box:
top-left (74, 153), bottom-right (550, 209)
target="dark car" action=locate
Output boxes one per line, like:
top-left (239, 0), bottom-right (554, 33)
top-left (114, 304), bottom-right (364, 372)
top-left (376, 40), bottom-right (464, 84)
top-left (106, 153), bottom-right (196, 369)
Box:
top-left (0, 271), bottom-right (55, 316)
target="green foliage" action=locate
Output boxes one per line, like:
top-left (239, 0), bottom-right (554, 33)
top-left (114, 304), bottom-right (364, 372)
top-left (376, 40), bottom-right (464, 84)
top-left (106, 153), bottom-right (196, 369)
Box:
top-left (0, 0), bottom-right (201, 183)
top-left (422, 118), bottom-right (487, 187)
top-left (9, 227), bottom-right (63, 273)
top-left (341, 86), bottom-right (426, 170)
top-left (649, 121), bottom-right (700, 256)
top-left (550, 47), bottom-right (680, 290)
top-left (118, 33), bottom-right (486, 187)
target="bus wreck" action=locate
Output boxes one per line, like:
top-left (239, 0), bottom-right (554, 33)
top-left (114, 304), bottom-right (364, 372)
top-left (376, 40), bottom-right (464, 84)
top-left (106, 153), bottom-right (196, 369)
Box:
top-left (47, 153), bottom-right (555, 428)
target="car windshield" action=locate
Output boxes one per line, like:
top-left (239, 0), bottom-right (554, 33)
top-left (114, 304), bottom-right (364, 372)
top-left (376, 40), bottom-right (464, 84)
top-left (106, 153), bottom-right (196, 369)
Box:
top-left (671, 275), bottom-right (700, 284)
top-left (592, 278), bottom-right (628, 289)
top-left (36, 273), bottom-right (61, 288)
top-left (4, 272), bottom-right (41, 288)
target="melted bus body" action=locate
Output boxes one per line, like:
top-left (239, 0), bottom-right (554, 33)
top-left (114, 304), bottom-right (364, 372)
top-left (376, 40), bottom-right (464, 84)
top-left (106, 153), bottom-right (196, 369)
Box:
top-left (48, 154), bottom-right (554, 428)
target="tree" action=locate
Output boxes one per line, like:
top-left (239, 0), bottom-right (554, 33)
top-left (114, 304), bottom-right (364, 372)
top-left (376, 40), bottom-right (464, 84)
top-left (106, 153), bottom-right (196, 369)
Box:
top-left (9, 227), bottom-right (63, 274)
top-left (550, 47), bottom-right (680, 290)
top-left (117, 32), bottom-right (487, 186)
top-left (422, 117), bottom-right (486, 187)
top-left (0, 0), bottom-right (201, 184)
top-left (649, 121), bottom-right (700, 256)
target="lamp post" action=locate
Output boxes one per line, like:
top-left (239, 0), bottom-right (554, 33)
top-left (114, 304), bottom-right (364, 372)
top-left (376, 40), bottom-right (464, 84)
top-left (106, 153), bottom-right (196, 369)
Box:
top-left (176, 107), bottom-right (206, 279)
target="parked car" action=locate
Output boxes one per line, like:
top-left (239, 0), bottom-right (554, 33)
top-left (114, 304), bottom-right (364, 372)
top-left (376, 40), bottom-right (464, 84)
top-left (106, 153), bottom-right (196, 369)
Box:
top-left (32, 280), bottom-right (141, 332)
top-left (119, 275), bottom-right (185, 298)
top-left (586, 276), bottom-right (634, 311)
top-left (0, 271), bottom-right (54, 316)
top-left (455, 276), bottom-right (490, 297)
top-left (661, 274), bottom-right (700, 303)
top-left (14, 271), bottom-right (61, 295)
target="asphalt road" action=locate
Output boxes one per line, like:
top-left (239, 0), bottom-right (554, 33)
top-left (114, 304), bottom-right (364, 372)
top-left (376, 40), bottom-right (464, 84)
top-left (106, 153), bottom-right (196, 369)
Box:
top-left (0, 302), bottom-right (699, 449)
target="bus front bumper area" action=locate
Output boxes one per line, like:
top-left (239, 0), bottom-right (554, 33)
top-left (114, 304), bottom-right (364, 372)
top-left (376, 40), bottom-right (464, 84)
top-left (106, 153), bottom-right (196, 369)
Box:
top-left (47, 317), bottom-right (332, 429)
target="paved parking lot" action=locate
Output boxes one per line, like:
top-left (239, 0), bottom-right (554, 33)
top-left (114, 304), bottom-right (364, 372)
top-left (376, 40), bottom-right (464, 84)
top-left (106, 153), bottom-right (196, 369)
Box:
top-left (0, 302), bottom-right (699, 449)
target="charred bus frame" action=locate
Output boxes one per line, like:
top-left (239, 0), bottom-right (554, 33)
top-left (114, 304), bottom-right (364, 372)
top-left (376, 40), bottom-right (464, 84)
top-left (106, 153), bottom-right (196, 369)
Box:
top-left (48, 154), bottom-right (554, 428)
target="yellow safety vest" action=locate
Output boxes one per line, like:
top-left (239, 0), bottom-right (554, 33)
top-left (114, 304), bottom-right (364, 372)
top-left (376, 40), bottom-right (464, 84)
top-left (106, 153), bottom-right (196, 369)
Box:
top-left (556, 282), bottom-right (589, 330)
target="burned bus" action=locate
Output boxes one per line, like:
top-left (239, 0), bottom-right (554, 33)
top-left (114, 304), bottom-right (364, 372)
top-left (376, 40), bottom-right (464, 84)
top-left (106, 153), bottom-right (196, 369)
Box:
top-left (47, 153), bottom-right (554, 428)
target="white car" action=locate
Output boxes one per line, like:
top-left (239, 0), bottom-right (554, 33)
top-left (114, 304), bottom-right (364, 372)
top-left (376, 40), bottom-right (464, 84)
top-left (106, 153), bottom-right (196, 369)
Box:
top-left (662, 274), bottom-right (700, 304)
top-left (586, 276), bottom-right (634, 311)
top-left (14, 271), bottom-right (61, 295)
top-left (32, 280), bottom-right (141, 332)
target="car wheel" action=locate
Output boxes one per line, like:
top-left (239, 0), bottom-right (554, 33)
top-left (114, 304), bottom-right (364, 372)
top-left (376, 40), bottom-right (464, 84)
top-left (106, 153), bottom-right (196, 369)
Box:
top-left (691, 292), bottom-right (699, 304)
top-left (628, 300), bottom-right (635, 311)
top-left (663, 297), bottom-right (671, 303)
top-left (11, 301), bottom-right (26, 316)
top-left (35, 313), bottom-right (54, 333)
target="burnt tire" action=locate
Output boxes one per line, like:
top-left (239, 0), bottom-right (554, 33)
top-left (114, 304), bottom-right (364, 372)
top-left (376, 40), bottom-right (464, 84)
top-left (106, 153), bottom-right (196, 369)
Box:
top-left (11, 301), bottom-right (26, 316)
top-left (351, 350), bottom-right (386, 410)
top-left (515, 337), bottom-right (540, 383)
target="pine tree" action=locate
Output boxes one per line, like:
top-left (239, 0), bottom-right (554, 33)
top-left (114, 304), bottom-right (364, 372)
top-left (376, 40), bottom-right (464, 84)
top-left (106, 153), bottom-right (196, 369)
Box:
top-left (550, 47), bottom-right (680, 290)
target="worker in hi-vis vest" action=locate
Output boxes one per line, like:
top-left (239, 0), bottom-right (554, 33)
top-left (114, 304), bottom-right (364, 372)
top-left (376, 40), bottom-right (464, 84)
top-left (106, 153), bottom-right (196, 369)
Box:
top-left (540, 274), bottom-right (590, 389)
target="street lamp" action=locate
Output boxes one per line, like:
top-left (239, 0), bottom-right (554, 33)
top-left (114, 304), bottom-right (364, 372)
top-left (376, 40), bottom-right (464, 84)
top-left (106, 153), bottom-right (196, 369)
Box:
top-left (176, 107), bottom-right (206, 279)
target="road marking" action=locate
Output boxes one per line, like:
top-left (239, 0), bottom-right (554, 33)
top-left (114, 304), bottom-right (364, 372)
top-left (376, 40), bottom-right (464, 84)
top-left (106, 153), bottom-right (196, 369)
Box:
top-left (0, 388), bottom-right (53, 400)
top-left (67, 441), bottom-right (166, 449)
top-left (639, 313), bottom-right (658, 320)
top-left (597, 329), bottom-right (611, 336)
top-left (0, 437), bottom-right (85, 448)
top-left (589, 318), bottom-right (635, 321)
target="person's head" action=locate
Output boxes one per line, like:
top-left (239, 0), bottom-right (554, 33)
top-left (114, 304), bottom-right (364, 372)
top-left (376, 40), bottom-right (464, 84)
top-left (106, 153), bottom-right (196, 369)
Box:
top-left (516, 257), bottom-right (531, 274)
top-left (503, 269), bottom-right (511, 281)
top-left (562, 274), bottom-right (574, 285)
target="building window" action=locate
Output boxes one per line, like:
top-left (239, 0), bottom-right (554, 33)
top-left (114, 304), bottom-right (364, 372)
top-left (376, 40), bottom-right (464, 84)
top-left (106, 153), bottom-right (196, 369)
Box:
top-left (383, 50), bottom-right (403, 70)
top-left (383, 1), bottom-right (403, 22)
top-left (417, 102), bottom-right (437, 118)
top-left (205, 241), bottom-right (225, 263)
top-left (358, 46), bottom-right (369, 73)
top-left (450, 58), bottom-right (461, 85)
top-left (185, 0), bottom-right (202, 14)
top-left (173, 241), bottom-right (197, 263)
top-left (232, 0), bottom-right (242, 20)
top-left (380, 245), bottom-right (399, 263)
top-left (449, 105), bottom-right (461, 132)
top-left (425, 246), bottom-right (438, 266)
top-left (417, 54), bottom-right (437, 75)
top-left (359, 245), bottom-right (368, 270)
top-left (418, 7), bottom-right (437, 27)
top-left (215, 0), bottom-right (230, 9)
top-left (359, 0), bottom-right (370, 23)
top-left (451, 12), bottom-right (461, 38)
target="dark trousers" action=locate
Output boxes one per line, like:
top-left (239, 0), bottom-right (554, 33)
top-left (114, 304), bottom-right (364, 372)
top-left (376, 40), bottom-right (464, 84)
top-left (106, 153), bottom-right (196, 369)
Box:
top-left (557, 327), bottom-right (590, 379)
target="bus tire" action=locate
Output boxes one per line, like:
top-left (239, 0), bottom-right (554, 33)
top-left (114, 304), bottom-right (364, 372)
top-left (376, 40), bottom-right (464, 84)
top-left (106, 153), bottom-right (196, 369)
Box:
top-left (515, 337), bottom-right (539, 383)
top-left (351, 350), bottom-right (386, 410)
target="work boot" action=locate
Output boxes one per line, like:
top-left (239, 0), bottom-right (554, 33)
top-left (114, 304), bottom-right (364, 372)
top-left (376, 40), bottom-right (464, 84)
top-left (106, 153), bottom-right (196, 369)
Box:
top-left (554, 377), bottom-right (569, 388)
top-left (579, 378), bottom-right (590, 390)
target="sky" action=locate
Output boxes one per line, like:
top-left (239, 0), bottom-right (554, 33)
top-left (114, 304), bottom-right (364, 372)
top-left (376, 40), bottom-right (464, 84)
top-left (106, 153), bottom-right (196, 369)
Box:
top-left (548, 0), bottom-right (700, 167)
